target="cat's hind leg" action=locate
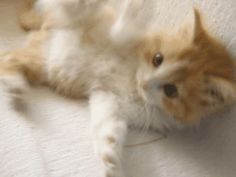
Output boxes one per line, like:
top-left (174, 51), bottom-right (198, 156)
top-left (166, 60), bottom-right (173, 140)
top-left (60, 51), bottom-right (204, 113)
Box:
top-left (19, 0), bottom-right (43, 31)
top-left (0, 44), bottom-right (46, 108)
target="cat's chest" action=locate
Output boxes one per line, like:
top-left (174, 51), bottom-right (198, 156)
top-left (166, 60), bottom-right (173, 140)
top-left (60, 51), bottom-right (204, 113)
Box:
top-left (44, 29), bottom-right (137, 97)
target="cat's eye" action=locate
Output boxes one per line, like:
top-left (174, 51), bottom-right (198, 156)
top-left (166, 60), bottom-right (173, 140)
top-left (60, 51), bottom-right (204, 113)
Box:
top-left (209, 89), bottom-right (217, 96)
top-left (153, 53), bottom-right (164, 67)
top-left (163, 83), bottom-right (178, 98)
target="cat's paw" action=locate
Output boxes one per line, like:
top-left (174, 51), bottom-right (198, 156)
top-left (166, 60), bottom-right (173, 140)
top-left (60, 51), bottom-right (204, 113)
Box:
top-left (105, 168), bottom-right (125, 177)
top-left (100, 153), bottom-right (125, 177)
top-left (0, 75), bottom-right (29, 107)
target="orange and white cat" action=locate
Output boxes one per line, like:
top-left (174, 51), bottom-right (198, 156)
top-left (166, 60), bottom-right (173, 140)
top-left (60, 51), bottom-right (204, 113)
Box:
top-left (1, 0), bottom-right (236, 176)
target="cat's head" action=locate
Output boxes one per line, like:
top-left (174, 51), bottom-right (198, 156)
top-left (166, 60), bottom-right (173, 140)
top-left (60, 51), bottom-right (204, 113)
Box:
top-left (137, 9), bottom-right (236, 125)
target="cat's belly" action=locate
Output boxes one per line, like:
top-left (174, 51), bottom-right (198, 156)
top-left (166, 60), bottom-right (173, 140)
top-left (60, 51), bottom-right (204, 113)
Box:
top-left (46, 67), bottom-right (92, 98)
top-left (43, 29), bottom-right (93, 97)
top-left (45, 51), bottom-right (99, 98)
top-left (44, 29), bottom-right (137, 98)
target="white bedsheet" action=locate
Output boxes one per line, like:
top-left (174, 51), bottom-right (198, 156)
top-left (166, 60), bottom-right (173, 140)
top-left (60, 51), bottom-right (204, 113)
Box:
top-left (0, 1), bottom-right (236, 177)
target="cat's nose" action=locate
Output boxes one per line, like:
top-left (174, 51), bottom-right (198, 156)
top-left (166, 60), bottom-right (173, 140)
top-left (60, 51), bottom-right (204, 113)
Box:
top-left (163, 83), bottom-right (178, 97)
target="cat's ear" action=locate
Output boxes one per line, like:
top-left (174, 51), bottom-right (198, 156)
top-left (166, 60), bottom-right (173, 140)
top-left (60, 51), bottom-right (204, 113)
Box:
top-left (205, 76), bottom-right (236, 106)
top-left (192, 8), bottom-right (206, 42)
top-left (178, 8), bottom-right (206, 44)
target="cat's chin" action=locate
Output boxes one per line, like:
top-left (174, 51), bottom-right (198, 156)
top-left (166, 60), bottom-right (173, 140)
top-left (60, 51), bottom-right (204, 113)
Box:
top-left (137, 88), bottom-right (186, 130)
top-left (147, 104), bottom-right (186, 131)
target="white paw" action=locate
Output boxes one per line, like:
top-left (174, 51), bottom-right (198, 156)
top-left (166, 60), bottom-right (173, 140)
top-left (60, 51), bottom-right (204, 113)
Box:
top-left (100, 152), bottom-right (125, 177)
top-left (0, 75), bottom-right (29, 107)
top-left (105, 168), bottom-right (125, 177)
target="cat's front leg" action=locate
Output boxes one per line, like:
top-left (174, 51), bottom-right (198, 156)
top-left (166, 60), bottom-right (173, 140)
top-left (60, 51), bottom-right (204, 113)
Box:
top-left (89, 91), bottom-right (127, 177)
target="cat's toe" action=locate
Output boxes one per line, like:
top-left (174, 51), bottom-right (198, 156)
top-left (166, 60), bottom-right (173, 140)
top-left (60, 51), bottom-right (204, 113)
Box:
top-left (102, 158), bottom-right (125, 177)
top-left (105, 167), bottom-right (126, 177)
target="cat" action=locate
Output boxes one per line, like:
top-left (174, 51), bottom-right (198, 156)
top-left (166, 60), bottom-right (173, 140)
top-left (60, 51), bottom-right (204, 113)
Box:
top-left (1, 0), bottom-right (236, 177)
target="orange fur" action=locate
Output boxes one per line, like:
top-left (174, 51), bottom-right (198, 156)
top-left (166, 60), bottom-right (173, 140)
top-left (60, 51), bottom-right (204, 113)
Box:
top-left (19, 0), bottom-right (43, 31)
top-left (0, 30), bottom-right (47, 85)
top-left (138, 9), bottom-right (236, 124)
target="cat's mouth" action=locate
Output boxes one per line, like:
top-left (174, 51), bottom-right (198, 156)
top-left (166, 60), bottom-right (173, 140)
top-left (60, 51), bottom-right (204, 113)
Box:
top-left (137, 83), bottom-right (162, 107)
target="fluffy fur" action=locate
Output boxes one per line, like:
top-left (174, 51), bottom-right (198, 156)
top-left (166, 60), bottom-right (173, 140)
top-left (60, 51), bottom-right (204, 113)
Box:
top-left (2, 0), bottom-right (236, 176)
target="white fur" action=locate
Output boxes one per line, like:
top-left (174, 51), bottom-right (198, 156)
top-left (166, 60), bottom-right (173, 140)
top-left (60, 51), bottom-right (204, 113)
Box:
top-left (110, 0), bottom-right (147, 47)
top-left (0, 75), bottom-right (28, 108)
top-left (90, 91), bottom-right (127, 177)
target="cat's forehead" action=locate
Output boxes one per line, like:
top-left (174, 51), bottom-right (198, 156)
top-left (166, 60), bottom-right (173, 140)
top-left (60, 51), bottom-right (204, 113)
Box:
top-left (160, 34), bottom-right (193, 56)
top-left (141, 31), bottom-right (235, 81)
top-left (140, 32), bottom-right (193, 63)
